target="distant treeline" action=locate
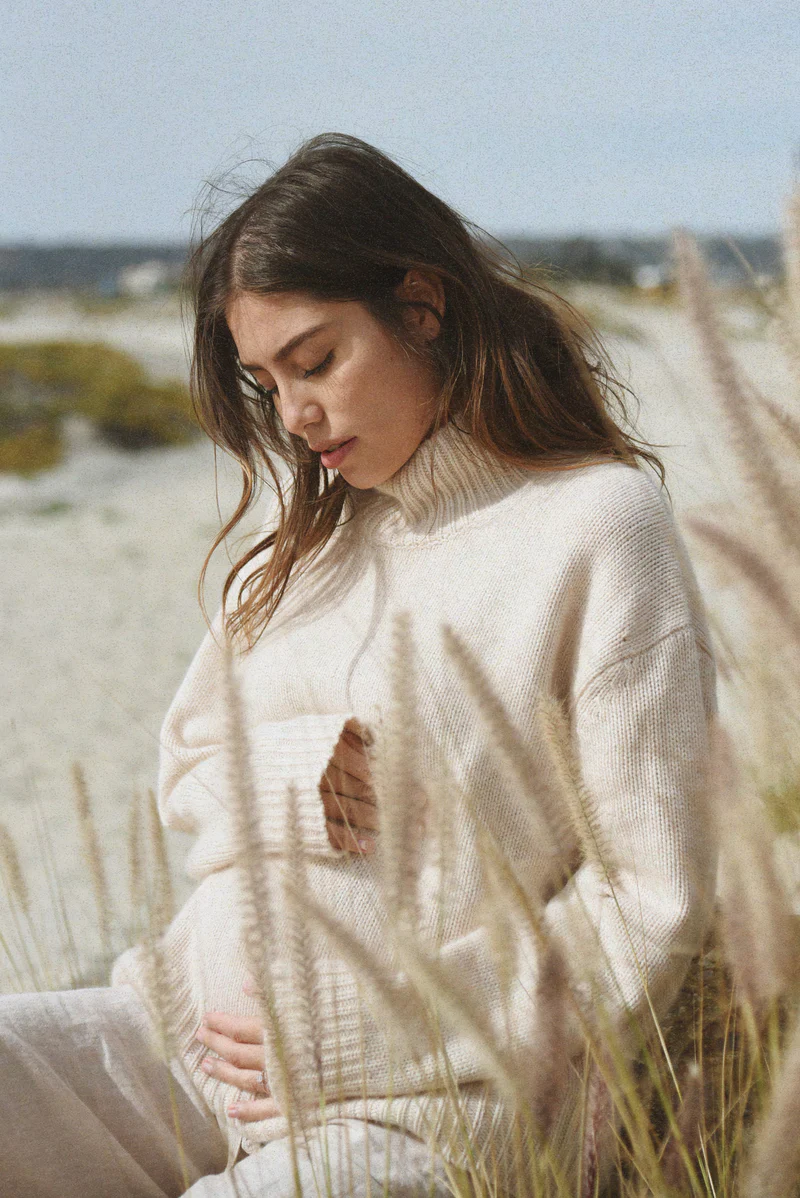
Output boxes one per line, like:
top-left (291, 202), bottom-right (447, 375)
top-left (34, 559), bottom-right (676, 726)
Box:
top-left (0, 234), bottom-right (782, 292)
top-left (0, 244), bottom-right (187, 292)
top-left (499, 234), bottom-right (781, 287)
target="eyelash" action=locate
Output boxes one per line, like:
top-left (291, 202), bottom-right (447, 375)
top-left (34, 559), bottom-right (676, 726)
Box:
top-left (257, 350), bottom-right (334, 404)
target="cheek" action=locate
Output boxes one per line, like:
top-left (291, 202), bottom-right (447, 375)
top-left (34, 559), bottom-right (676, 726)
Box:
top-left (337, 347), bottom-right (398, 411)
top-left (353, 342), bottom-right (424, 408)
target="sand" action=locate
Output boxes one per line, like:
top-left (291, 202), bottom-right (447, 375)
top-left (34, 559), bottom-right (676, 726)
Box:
top-left (0, 287), bottom-right (795, 992)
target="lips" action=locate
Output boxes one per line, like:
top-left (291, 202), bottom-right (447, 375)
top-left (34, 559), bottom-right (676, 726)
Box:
top-left (319, 437), bottom-right (357, 469)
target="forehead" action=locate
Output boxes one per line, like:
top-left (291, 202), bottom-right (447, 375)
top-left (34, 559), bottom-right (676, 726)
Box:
top-left (226, 291), bottom-right (337, 358)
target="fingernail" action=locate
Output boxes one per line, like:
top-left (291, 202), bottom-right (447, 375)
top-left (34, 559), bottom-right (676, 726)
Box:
top-left (358, 837), bottom-right (372, 852)
top-left (227, 1105), bottom-right (239, 1117)
top-left (201, 1059), bottom-right (214, 1072)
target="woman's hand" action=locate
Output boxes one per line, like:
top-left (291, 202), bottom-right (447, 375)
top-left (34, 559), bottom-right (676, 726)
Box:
top-left (320, 717), bottom-right (379, 855)
top-left (194, 977), bottom-right (280, 1122)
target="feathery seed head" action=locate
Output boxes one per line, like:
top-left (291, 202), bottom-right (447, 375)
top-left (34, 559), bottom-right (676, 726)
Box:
top-left (0, 821), bottom-right (30, 917)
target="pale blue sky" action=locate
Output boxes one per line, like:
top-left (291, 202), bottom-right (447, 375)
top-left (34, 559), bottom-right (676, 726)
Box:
top-left (2, 0), bottom-right (798, 242)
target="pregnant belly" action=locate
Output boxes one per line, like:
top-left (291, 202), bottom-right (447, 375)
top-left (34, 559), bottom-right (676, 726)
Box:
top-left (159, 853), bottom-right (391, 1026)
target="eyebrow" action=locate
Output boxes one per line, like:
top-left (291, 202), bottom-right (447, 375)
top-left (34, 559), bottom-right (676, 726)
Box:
top-left (239, 321), bottom-right (333, 371)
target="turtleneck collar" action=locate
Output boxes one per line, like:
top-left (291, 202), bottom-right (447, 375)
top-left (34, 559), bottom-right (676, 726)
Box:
top-left (344, 419), bottom-right (532, 544)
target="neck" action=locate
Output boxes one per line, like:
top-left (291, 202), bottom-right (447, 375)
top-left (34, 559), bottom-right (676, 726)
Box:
top-left (344, 419), bottom-right (531, 542)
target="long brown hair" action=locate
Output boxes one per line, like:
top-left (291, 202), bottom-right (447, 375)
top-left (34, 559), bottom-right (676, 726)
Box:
top-left (184, 132), bottom-right (665, 650)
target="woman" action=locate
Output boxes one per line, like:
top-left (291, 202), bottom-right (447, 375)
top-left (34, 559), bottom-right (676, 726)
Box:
top-left (0, 133), bottom-right (718, 1197)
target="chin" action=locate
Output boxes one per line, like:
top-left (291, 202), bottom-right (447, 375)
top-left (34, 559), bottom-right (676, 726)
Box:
top-left (344, 462), bottom-right (400, 489)
top-left (340, 440), bottom-right (417, 488)
top-left (338, 458), bottom-right (383, 489)
top-left (342, 470), bottom-right (379, 490)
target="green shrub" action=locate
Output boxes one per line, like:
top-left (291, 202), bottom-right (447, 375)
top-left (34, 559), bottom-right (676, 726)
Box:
top-left (0, 422), bottom-right (63, 475)
top-left (83, 376), bottom-right (198, 450)
top-left (0, 341), bottom-right (200, 471)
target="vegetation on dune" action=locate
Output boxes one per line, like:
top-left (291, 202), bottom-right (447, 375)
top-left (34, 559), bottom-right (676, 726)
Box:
top-left (0, 420), bottom-right (63, 474)
top-left (0, 340), bottom-right (199, 475)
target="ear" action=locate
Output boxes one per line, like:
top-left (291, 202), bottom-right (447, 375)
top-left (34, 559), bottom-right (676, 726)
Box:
top-left (394, 268), bottom-right (446, 342)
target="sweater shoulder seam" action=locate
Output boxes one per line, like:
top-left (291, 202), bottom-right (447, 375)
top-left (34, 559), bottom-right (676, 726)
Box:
top-left (572, 623), bottom-right (711, 711)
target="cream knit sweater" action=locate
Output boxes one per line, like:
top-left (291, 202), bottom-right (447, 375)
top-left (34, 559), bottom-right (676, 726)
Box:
top-left (110, 418), bottom-right (718, 1188)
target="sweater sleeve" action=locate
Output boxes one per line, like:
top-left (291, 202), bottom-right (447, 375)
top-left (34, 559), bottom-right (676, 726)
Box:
top-left (262, 627), bottom-right (718, 1113)
top-left (157, 608), bottom-right (357, 879)
top-left (259, 467), bottom-right (720, 1113)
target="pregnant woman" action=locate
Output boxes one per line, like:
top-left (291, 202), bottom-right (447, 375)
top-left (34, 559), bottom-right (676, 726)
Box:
top-left (0, 133), bottom-right (718, 1197)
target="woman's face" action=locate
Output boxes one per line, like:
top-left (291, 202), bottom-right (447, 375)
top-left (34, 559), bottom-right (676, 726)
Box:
top-left (225, 270), bottom-right (445, 489)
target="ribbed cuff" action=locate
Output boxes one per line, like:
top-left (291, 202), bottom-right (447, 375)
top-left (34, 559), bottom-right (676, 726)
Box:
top-left (250, 713), bottom-right (364, 856)
top-left (184, 712), bottom-right (363, 879)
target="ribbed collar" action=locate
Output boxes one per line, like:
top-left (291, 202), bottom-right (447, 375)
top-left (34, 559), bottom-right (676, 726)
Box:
top-left (344, 419), bottom-right (532, 544)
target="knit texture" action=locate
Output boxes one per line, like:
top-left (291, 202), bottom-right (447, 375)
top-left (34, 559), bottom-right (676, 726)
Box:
top-left (111, 418), bottom-right (718, 1189)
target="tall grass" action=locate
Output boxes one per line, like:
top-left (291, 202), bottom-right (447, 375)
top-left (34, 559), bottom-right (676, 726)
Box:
top-left (2, 189), bottom-right (800, 1196)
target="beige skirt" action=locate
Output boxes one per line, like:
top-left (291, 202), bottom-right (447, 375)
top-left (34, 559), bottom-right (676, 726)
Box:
top-left (0, 984), bottom-right (462, 1197)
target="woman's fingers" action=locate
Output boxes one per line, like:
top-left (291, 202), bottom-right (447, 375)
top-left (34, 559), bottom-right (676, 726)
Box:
top-left (195, 1009), bottom-right (283, 1119)
top-left (342, 716), bottom-right (374, 747)
top-left (319, 721), bottom-right (379, 853)
top-left (229, 1096), bottom-right (282, 1122)
top-left (322, 745), bottom-right (376, 798)
top-left (325, 818), bottom-right (376, 855)
top-left (200, 1009), bottom-right (265, 1045)
top-left (320, 789), bottom-right (379, 832)
top-left (320, 785), bottom-right (379, 853)
top-left (201, 1053), bottom-right (270, 1095)
top-left (195, 1013), bottom-right (264, 1071)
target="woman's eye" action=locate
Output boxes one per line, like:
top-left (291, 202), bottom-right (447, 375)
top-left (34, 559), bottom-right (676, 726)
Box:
top-left (248, 350), bottom-right (332, 406)
top-left (303, 349), bottom-right (334, 379)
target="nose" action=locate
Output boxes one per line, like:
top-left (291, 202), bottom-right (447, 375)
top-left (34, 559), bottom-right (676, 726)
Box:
top-left (278, 390), bottom-right (325, 440)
